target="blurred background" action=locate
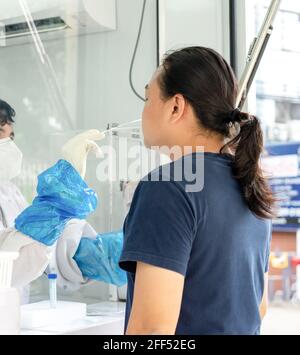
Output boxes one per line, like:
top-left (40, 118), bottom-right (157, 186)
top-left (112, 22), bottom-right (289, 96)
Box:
top-left (247, 0), bottom-right (300, 335)
top-left (0, 0), bottom-right (299, 334)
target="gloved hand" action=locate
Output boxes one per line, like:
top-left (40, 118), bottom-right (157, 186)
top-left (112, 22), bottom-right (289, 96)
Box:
top-left (47, 219), bottom-right (98, 292)
top-left (62, 130), bottom-right (105, 179)
top-left (48, 220), bottom-right (126, 291)
top-left (74, 230), bottom-right (127, 287)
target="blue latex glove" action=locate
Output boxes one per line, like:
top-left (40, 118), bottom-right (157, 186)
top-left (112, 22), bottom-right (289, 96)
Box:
top-left (15, 160), bottom-right (98, 246)
top-left (74, 231), bottom-right (127, 287)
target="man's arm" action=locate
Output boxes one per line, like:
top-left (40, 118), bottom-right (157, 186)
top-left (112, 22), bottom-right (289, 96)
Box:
top-left (260, 273), bottom-right (269, 320)
top-left (126, 262), bottom-right (184, 335)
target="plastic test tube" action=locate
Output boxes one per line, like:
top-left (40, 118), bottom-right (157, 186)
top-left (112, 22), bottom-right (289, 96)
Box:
top-left (48, 274), bottom-right (57, 309)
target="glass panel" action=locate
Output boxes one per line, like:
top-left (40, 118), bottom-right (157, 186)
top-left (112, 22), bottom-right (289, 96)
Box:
top-left (0, 0), bottom-right (157, 304)
top-left (163, 0), bottom-right (230, 61)
top-left (248, 1), bottom-right (300, 334)
top-left (249, 0), bottom-right (300, 143)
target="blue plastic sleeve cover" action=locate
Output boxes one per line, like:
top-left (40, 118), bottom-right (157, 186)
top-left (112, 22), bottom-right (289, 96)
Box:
top-left (15, 160), bottom-right (98, 246)
top-left (74, 231), bottom-right (127, 287)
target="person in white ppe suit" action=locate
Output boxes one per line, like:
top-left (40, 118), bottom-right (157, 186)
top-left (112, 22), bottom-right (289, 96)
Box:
top-left (0, 102), bottom-right (127, 295)
top-left (0, 99), bottom-right (31, 302)
top-left (0, 99), bottom-right (28, 231)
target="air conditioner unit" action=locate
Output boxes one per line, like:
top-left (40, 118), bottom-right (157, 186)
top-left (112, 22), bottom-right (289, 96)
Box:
top-left (0, 0), bottom-right (117, 46)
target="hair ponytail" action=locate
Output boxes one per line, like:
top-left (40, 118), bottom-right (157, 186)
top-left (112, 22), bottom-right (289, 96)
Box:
top-left (222, 112), bottom-right (275, 219)
top-left (159, 46), bottom-right (275, 219)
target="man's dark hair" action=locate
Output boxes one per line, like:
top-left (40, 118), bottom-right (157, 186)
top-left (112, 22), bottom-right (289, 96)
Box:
top-left (0, 99), bottom-right (16, 126)
top-left (159, 47), bottom-right (275, 219)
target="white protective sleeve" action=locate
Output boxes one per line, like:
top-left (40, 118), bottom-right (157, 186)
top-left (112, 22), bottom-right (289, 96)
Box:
top-left (0, 182), bottom-right (29, 229)
top-left (0, 182), bottom-right (139, 292)
top-left (0, 228), bottom-right (52, 288)
top-left (0, 221), bottom-right (96, 292)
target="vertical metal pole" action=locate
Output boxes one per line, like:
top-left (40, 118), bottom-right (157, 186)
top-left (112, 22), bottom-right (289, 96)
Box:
top-left (229, 0), bottom-right (237, 74)
top-left (236, 0), bottom-right (282, 108)
top-left (156, 0), bottom-right (160, 67)
top-left (157, 0), bottom-right (166, 61)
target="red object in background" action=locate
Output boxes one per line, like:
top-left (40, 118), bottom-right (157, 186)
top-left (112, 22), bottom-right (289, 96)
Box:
top-left (291, 258), bottom-right (300, 268)
top-left (270, 232), bottom-right (297, 294)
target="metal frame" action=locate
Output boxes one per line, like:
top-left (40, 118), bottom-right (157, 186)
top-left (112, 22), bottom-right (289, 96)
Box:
top-left (236, 0), bottom-right (282, 109)
top-left (156, 0), bottom-right (160, 67)
top-left (157, 0), bottom-right (281, 110)
top-left (229, 0), bottom-right (237, 74)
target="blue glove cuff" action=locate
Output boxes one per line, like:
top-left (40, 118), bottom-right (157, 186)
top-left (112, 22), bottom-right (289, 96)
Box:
top-left (15, 160), bottom-right (98, 246)
top-left (74, 231), bottom-right (127, 287)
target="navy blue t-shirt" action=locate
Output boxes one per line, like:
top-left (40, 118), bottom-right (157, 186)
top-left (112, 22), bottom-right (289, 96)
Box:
top-left (119, 153), bottom-right (271, 335)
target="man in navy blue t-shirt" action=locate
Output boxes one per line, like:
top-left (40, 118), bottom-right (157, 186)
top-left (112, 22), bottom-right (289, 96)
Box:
top-left (119, 153), bottom-right (271, 335)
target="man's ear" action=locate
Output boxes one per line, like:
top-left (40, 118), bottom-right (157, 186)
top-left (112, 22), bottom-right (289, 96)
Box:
top-left (171, 94), bottom-right (186, 123)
